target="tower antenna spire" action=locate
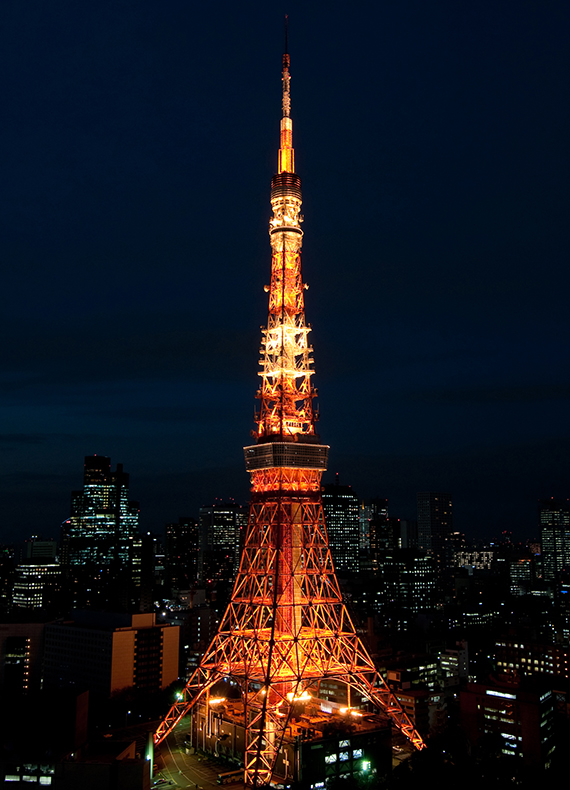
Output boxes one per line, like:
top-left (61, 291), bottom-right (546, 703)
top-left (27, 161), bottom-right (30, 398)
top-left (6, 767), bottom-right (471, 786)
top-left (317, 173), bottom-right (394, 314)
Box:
top-left (281, 17), bottom-right (291, 122)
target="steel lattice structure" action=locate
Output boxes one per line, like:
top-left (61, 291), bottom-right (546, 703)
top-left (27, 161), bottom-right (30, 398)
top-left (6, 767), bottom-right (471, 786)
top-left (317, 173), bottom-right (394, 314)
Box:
top-left (155, 47), bottom-right (426, 785)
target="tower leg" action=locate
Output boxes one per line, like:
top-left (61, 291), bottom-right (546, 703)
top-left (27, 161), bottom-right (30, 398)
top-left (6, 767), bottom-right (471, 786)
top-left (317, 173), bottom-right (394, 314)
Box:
top-left (154, 667), bottom-right (225, 745)
top-left (245, 683), bottom-right (300, 788)
top-left (245, 702), bottom-right (282, 787)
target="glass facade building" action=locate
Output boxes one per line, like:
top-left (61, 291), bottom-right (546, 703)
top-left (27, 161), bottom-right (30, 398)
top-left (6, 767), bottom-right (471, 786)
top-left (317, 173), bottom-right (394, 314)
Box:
top-left (322, 477), bottom-right (360, 572)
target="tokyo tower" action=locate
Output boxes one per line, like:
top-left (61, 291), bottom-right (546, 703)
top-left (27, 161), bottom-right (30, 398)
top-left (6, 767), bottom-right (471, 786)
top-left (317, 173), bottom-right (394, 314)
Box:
top-left (155, 44), bottom-right (425, 785)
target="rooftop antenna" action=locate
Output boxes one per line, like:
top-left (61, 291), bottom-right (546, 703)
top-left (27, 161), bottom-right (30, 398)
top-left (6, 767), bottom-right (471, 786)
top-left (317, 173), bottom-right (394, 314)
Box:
top-left (281, 15), bottom-right (291, 119)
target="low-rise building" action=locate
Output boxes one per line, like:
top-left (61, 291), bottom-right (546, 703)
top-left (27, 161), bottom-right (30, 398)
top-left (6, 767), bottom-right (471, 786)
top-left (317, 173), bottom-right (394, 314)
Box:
top-left (0, 619), bottom-right (47, 694)
top-left (460, 681), bottom-right (555, 767)
top-left (189, 696), bottom-right (391, 787)
top-left (43, 611), bottom-right (179, 696)
top-left (495, 639), bottom-right (570, 682)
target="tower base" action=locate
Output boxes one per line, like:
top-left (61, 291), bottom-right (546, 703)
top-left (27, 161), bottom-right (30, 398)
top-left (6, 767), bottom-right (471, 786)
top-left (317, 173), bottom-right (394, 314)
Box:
top-left (188, 692), bottom-right (392, 788)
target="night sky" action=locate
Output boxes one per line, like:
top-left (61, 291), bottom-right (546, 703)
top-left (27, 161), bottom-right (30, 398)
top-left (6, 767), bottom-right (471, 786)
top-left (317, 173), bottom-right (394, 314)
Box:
top-left (1, 1), bottom-right (568, 543)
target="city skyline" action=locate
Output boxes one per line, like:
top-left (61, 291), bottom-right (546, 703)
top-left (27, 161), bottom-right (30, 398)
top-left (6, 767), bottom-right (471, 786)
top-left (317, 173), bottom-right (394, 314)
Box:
top-left (1, 1), bottom-right (569, 542)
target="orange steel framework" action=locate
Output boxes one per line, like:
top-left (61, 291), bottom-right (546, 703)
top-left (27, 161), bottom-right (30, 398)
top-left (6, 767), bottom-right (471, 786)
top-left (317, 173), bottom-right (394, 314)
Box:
top-left (155, 47), bottom-right (426, 784)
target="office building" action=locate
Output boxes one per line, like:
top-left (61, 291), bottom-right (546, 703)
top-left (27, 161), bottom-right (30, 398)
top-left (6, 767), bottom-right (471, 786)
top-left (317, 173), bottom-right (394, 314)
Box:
top-left (460, 681), bottom-right (555, 767)
top-left (370, 550), bottom-right (436, 629)
top-left (0, 620), bottom-right (46, 695)
top-left (62, 455), bottom-right (141, 568)
top-left (359, 498), bottom-right (388, 552)
top-left (22, 536), bottom-right (58, 562)
top-left (61, 455), bottom-right (142, 606)
top-left (399, 519), bottom-right (418, 549)
top-left (539, 499), bottom-right (570, 582)
top-left (165, 517), bottom-right (199, 591)
top-left (417, 492), bottom-right (453, 555)
top-left (439, 641), bottom-right (469, 687)
top-left (453, 547), bottom-right (496, 571)
top-left (0, 545), bottom-right (15, 612)
top-left (510, 556), bottom-right (534, 596)
top-left (12, 561), bottom-right (61, 610)
top-left (417, 492), bottom-right (453, 592)
top-left (43, 611), bottom-right (179, 697)
top-left (322, 476), bottom-right (360, 572)
top-left (495, 638), bottom-right (570, 682)
top-left (198, 502), bottom-right (247, 584)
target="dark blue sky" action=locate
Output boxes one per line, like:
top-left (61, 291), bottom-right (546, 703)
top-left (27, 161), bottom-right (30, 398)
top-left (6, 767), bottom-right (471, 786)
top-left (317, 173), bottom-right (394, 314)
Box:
top-left (1, 1), bottom-right (569, 542)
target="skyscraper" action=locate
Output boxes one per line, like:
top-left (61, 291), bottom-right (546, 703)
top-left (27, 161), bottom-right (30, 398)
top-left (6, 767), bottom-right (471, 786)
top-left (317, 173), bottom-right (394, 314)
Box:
top-left (61, 455), bottom-right (142, 607)
top-left (322, 476), bottom-right (360, 572)
top-left (539, 498), bottom-right (570, 582)
top-left (198, 502), bottom-right (247, 584)
top-left (417, 491), bottom-right (453, 586)
top-left (164, 517), bottom-right (199, 592)
top-left (364, 497), bottom-right (389, 553)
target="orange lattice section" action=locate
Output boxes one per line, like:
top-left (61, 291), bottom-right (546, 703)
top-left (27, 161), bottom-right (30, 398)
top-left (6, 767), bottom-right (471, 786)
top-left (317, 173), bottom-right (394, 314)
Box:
top-left (155, 477), bottom-right (426, 784)
top-left (251, 467), bottom-right (321, 493)
top-left (256, 242), bottom-right (316, 441)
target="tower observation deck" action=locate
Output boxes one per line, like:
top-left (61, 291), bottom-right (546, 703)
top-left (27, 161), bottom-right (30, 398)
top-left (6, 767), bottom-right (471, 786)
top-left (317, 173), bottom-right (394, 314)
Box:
top-left (154, 43), bottom-right (426, 786)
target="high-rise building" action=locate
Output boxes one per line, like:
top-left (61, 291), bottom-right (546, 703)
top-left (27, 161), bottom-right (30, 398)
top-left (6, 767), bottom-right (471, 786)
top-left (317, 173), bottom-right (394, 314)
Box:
top-left (368, 549), bottom-right (436, 630)
top-left (369, 514), bottom-right (405, 555)
top-left (417, 492), bottom-right (453, 553)
top-left (322, 476), bottom-right (360, 572)
top-left (62, 456), bottom-right (140, 567)
top-left (155, 44), bottom-right (425, 784)
top-left (360, 498), bottom-right (388, 554)
top-left (0, 545), bottom-right (15, 613)
top-left (10, 537), bottom-right (62, 612)
top-left (61, 455), bottom-right (142, 608)
top-left (509, 555), bottom-right (534, 595)
top-left (22, 536), bottom-right (57, 562)
top-left (539, 498), bottom-right (570, 582)
top-left (440, 640), bottom-right (469, 687)
top-left (399, 519), bottom-right (418, 549)
top-left (165, 517), bottom-right (199, 592)
top-left (198, 502), bottom-right (247, 584)
top-left (12, 562), bottom-right (61, 610)
top-left (417, 492), bottom-right (453, 589)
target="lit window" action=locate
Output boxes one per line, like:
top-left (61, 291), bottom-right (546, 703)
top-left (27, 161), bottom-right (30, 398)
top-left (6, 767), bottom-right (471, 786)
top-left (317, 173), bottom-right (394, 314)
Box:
top-left (339, 752), bottom-right (349, 762)
top-left (325, 755), bottom-right (337, 764)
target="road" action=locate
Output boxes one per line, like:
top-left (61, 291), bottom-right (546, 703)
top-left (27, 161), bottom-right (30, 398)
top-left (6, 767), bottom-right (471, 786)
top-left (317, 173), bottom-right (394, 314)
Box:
top-left (153, 717), bottom-right (245, 790)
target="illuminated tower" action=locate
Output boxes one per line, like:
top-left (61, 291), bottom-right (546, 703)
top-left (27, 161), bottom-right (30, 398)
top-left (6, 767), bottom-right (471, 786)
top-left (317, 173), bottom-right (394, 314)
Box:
top-left (155, 47), bottom-right (425, 784)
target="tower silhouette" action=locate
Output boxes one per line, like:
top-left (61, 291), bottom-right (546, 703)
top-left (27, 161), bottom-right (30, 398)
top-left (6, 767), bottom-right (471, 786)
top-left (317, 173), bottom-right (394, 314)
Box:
top-left (155, 47), bottom-right (425, 784)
